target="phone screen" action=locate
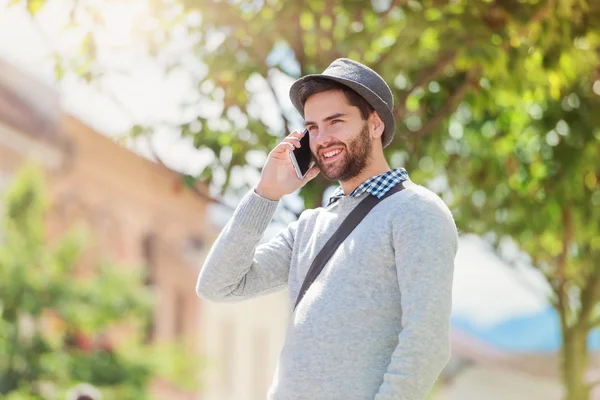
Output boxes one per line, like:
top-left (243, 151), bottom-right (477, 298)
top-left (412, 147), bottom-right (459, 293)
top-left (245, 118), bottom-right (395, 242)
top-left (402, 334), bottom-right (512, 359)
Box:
top-left (292, 130), bottom-right (313, 178)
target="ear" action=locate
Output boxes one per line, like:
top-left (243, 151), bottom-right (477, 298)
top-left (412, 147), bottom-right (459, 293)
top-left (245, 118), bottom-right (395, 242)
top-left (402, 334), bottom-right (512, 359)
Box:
top-left (369, 112), bottom-right (385, 139)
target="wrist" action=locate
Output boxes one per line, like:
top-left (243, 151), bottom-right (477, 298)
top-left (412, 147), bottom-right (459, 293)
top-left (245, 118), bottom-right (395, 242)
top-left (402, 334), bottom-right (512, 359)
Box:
top-left (254, 185), bottom-right (282, 201)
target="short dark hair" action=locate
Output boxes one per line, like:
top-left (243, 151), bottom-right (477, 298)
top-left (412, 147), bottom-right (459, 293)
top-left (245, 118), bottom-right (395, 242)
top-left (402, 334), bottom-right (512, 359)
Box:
top-left (297, 78), bottom-right (375, 121)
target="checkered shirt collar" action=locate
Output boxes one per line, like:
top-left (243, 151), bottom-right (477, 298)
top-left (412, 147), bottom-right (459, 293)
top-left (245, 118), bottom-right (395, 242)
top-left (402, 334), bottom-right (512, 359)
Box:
top-left (327, 168), bottom-right (409, 206)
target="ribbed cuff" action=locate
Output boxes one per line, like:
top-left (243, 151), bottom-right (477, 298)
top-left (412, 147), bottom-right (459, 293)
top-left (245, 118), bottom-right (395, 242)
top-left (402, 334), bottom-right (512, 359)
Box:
top-left (231, 189), bottom-right (280, 235)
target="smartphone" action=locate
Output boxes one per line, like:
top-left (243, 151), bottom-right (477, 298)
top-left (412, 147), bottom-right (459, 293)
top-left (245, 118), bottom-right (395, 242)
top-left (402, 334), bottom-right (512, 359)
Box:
top-left (289, 129), bottom-right (315, 180)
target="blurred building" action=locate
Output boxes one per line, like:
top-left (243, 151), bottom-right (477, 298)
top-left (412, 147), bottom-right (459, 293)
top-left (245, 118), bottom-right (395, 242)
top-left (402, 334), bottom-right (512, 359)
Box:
top-left (199, 290), bottom-right (289, 400)
top-left (0, 57), bottom-right (291, 400)
top-left (0, 57), bottom-right (211, 398)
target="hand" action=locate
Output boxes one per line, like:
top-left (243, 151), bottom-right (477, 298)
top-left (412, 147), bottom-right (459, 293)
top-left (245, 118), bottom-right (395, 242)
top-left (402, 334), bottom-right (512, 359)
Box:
top-left (254, 130), bottom-right (320, 201)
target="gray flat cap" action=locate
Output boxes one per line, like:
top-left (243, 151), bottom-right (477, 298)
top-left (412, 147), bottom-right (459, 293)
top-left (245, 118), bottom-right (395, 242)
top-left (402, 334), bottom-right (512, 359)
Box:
top-left (289, 58), bottom-right (396, 148)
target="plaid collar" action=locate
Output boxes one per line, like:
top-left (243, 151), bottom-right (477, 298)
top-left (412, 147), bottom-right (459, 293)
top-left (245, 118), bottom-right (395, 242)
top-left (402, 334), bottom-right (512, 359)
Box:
top-left (327, 168), bottom-right (409, 206)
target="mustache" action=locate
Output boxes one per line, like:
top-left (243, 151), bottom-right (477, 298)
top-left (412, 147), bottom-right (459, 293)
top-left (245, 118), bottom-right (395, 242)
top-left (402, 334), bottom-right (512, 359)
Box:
top-left (316, 143), bottom-right (346, 154)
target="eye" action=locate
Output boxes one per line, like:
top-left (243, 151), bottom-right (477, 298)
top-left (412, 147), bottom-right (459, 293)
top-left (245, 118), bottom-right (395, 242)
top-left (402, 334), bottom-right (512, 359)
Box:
top-left (307, 125), bottom-right (317, 131)
top-left (331, 119), bottom-right (342, 124)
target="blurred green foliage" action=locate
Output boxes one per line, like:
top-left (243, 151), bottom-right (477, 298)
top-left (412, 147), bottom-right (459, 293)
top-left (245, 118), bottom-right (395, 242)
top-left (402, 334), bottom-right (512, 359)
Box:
top-left (0, 165), bottom-right (200, 399)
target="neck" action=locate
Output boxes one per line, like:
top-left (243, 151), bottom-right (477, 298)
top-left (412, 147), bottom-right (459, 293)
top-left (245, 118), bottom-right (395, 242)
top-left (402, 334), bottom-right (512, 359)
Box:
top-left (340, 155), bottom-right (390, 195)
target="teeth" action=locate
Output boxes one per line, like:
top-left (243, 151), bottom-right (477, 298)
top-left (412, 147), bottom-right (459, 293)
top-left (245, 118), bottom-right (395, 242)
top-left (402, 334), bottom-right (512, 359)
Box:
top-left (324, 149), bottom-right (342, 158)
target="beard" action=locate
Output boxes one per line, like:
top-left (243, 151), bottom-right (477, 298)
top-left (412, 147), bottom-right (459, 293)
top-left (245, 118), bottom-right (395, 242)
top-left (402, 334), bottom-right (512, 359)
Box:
top-left (313, 122), bottom-right (372, 182)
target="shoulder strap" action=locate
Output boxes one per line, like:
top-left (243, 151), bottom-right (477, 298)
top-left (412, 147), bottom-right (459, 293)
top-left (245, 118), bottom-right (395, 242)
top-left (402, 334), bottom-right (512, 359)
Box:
top-left (293, 182), bottom-right (405, 311)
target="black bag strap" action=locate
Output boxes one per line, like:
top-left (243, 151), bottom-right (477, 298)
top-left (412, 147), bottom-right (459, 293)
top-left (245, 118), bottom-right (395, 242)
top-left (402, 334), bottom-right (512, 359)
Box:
top-left (293, 182), bottom-right (405, 311)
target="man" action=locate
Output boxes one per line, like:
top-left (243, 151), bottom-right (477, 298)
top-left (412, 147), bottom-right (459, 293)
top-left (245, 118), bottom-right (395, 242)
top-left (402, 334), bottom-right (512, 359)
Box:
top-left (196, 58), bottom-right (458, 400)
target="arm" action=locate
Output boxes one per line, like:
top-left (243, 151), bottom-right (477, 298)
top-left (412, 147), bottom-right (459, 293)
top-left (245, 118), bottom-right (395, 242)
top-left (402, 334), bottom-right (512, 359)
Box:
top-left (196, 189), bottom-right (297, 302)
top-left (374, 195), bottom-right (458, 400)
top-left (197, 130), bottom-right (320, 302)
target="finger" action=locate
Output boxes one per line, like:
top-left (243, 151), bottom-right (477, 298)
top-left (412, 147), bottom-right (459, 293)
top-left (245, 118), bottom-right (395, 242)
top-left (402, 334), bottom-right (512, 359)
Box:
top-left (288, 130), bottom-right (306, 139)
top-left (283, 137), bottom-right (302, 148)
top-left (272, 141), bottom-right (295, 155)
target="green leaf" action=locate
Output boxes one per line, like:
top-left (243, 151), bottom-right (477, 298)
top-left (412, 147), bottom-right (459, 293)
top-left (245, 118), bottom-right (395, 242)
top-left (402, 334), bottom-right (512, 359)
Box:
top-left (26, 0), bottom-right (44, 15)
top-left (424, 8), bottom-right (442, 21)
top-left (54, 61), bottom-right (64, 81)
top-left (300, 11), bottom-right (314, 30)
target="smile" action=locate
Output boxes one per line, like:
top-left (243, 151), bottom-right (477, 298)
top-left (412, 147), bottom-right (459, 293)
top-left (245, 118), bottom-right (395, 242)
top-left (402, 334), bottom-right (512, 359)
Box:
top-left (321, 148), bottom-right (344, 163)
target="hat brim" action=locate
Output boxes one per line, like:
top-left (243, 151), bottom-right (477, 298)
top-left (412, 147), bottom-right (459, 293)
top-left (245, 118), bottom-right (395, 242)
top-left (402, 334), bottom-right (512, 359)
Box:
top-left (289, 74), bottom-right (396, 148)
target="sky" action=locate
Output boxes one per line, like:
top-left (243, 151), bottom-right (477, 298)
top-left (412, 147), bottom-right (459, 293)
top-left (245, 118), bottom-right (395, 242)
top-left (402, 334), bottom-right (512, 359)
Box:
top-left (0, 0), bottom-right (552, 329)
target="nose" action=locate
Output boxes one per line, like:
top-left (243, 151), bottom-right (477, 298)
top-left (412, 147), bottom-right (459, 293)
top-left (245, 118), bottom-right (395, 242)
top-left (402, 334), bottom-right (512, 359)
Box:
top-left (311, 126), bottom-right (333, 148)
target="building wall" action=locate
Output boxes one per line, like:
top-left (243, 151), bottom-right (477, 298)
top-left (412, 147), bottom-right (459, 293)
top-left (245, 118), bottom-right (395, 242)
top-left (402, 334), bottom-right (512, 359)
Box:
top-left (0, 58), bottom-right (214, 399)
top-left (49, 115), bottom-right (213, 399)
top-left (56, 116), bottom-right (293, 400)
top-left (200, 291), bottom-right (290, 400)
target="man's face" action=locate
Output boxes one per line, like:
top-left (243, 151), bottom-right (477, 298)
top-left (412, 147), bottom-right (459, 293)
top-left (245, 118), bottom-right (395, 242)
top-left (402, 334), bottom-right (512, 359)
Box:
top-left (304, 90), bottom-right (373, 182)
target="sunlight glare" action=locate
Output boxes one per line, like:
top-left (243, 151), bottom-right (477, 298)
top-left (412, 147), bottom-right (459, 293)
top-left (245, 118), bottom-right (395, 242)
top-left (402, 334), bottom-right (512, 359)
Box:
top-left (95, 0), bottom-right (149, 47)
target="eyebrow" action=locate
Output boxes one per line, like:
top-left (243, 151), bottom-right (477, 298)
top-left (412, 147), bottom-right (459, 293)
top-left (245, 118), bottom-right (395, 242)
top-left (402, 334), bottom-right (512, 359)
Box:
top-left (304, 113), bottom-right (347, 127)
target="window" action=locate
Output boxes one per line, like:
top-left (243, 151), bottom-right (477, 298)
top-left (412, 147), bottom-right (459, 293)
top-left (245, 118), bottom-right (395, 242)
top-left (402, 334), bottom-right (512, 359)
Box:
top-left (141, 233), bottom-right (157, 286)
top-left (141, 233), bottom-right (157, 342)
top-left (183, 235), bottom-right (205, 266)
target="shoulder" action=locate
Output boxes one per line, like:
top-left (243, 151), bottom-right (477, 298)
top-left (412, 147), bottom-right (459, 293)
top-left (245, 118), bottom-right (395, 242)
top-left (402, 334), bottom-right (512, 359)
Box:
top-left (298, 205), bottom-right (322, 220)
top-left (387, 180), bottom-right (458, 242)
top-left (403, 181), bottom-right (453, 217)
top-left (292, 204), bottom-right (326, 231)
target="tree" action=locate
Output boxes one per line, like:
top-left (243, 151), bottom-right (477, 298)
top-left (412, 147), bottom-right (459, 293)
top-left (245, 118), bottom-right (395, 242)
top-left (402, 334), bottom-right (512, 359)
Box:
top-left (0, 164), bottom-right (199, 399)
top-left (8, 0), bottom-right (579, 208)
top-left (7, 0), bottom-right (600, 398)
top-left (440, 5), bottom-right (600, 397)
top-left (449, 65), bottom-right (600, 400)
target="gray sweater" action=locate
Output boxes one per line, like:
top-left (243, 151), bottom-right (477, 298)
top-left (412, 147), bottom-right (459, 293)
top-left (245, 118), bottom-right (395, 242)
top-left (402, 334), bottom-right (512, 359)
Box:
top-left (196, 179), bottom-right (458, 400)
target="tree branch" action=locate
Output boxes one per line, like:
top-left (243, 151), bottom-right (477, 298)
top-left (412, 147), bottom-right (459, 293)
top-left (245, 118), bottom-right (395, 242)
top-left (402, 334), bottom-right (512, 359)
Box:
top-left (393, 51), bottom-right (458, 120)
top-left (586, 313), bottom-right (600, 330)
top-left (396, 67), bottom-right (480, 142)
top-left (500, 0), bottom-right (555, 52)
top-left (554, 203), bottom-right (574, 333)
top-left (578, 271), bottom-right (600, 329)
top-left (389, 0), bottom-right (553, 133)
top-left (371, 21), bottom-right (410, 72)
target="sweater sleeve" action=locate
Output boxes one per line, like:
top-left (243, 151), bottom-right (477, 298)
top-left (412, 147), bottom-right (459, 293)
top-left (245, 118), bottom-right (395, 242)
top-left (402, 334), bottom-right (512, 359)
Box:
top-left (374, 194), bottom-right (458, 400)
top-left (196, 189), bottom-right (296, 302)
